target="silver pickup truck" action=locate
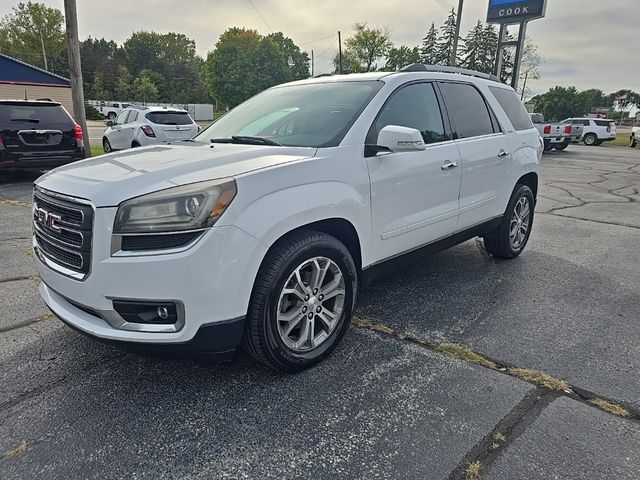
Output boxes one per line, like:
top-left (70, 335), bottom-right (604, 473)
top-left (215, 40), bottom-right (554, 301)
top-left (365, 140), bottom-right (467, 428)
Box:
top-left (529, 113), bottom-right (581, 151)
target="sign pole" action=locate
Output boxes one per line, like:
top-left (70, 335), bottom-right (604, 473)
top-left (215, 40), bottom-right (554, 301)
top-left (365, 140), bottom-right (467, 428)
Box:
top-left (511, 21), bottom-right (528, 91)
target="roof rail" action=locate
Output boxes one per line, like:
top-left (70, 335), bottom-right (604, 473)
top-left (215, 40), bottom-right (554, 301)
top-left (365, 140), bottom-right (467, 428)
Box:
top-left (399, 63), bottom-right (500, 83)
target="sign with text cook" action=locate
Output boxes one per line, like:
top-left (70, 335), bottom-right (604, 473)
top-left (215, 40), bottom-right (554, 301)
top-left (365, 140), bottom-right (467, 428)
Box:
top-left (487, 0), bottom-right (547, 24)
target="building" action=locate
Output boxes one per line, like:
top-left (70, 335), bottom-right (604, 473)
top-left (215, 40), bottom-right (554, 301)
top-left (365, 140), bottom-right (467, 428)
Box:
top-left (0, 52), bottom-right (74, 117)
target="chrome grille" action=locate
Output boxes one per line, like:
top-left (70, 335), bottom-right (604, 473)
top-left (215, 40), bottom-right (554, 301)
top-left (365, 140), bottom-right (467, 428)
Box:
top-left (33, 189), bottom-right (93, 276)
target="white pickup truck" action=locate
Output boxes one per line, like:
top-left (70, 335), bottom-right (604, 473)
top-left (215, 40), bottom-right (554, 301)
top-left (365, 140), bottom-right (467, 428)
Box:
top-left (529, 113), bottom-right (578, 151)
top-left (98, 102), bottom-right (131, 120)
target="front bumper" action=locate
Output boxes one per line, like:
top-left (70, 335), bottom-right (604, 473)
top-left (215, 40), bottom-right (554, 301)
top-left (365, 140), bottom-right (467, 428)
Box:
top-left (35, 206), bottom-right (268, 348)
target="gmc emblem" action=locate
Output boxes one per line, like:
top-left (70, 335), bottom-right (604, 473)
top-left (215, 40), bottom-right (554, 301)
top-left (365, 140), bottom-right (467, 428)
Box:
top-left (36, 207), bottom-right (62, 232)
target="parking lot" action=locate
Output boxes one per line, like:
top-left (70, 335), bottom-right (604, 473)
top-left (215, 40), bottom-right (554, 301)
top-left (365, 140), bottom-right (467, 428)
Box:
top-left (1, 144), bottom-right (639, 479)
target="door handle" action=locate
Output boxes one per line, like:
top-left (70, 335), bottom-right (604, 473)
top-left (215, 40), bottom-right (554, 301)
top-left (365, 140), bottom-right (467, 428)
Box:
top-left (441, 161), bottom-right (459, 171)
top-left (498, 150), bottom-right (510, 158)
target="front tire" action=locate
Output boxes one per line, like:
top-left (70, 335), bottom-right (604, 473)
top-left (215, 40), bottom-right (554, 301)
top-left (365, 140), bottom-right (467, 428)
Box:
top-left (483, 185), bottom-right (535, 259)
top-left (243, 230), bottom-right (357, 372)
top-left (631, 134), bottom-right (637, 148)
top-left (583, 133), bottom-right (598, 146)
top-left (102, 137), bottom-right (112, 153)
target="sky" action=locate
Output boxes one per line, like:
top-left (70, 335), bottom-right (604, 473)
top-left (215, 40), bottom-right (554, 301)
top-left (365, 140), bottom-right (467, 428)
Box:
top-left (1, 0), bottom-right (638, 96)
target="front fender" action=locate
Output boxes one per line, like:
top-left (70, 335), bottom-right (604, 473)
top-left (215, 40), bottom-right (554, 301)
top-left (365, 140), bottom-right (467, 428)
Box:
top-left (233, 181), bottom-right (370, 256)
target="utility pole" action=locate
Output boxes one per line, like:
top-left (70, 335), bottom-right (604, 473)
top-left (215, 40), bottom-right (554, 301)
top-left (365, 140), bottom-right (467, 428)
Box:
top-left (451, 0), bottom-right (464, 66)
top-left (338, 31), bottom-right (343, 74)
top-left (311, 50), bottom-right (314, 77)
top-left (63, 0), bottom-right (91, 157)
top-left (38, 29), bottom-right (48, 71)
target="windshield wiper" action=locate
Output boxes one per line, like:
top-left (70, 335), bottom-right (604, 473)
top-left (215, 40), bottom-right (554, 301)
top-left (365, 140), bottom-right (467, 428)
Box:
top-left (210, 136), bottom-right (282, 146)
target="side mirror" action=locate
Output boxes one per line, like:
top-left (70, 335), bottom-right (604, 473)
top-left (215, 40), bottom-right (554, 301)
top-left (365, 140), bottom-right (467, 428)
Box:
top-left (106, 121), bottom-right (114, 127)
top-left (377, 125), bottom-right (426, 153)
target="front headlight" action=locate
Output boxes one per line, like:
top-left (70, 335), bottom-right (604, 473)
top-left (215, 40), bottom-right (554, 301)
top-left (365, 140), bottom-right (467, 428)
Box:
top-left (114, 179), bottom-right (237, 234)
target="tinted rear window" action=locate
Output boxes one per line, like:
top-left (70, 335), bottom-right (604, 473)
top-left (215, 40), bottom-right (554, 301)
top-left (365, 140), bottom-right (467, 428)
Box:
top-left (439, 82), bottom-right (496, 139)
top-left (489, 87), bottom-right (532, 131)
top-left (145, 112), bottom-right (193, 125)
top-left (0, 103), bottom-right (72, 125)
top-left (594, 120), bottom-right (614, 127)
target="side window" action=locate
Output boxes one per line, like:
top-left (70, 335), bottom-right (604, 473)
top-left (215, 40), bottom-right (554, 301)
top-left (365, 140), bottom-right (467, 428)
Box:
top-left (583, 120), bottom-right (590, 126)
top-left (439, 82), bottom-right (496, 139)
top-left (127, 111), bottom-right (138, 123)
top-left (114, 110), bottom-right (128, 125)
top-left (367, 83), bottom-right (446, 145)
top-left (489, 86), bottom-right (533, 131)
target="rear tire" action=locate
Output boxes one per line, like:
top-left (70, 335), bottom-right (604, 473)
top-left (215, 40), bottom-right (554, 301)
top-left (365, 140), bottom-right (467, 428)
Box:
top-left (131, 141), bottom-right (140, 148)
top-left (553, 140), bottom-right (570, 151)
top-left (583, 133), bottom-right (598, 146)
top-left (631, 135), bottom-right (637, 148)
top-left (543, 141), bottom-right (553, 152)
top-left (242, 230), bottom-right (357, 372)
top-left (102, 137), bottom-right (112, 153)
top-left (483, 185), bottom-right (535, 259)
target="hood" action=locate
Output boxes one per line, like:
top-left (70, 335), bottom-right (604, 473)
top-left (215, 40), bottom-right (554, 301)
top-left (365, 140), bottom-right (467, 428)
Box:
top-left (35, 143), bottom-right (316, 206)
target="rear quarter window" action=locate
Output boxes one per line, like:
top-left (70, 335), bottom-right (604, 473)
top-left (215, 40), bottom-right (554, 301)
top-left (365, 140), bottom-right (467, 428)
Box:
top-left (0, 103), bottom-right (73, 126)
top-left (145, 112), bottom-right (194, 125)
top-left (489, 87), bottom-right (533, 131)
top-left (594, 120), bottom-right (614, 127)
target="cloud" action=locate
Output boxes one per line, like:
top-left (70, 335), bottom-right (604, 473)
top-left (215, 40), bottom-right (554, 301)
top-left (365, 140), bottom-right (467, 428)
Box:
top-left (1, 0), bottom-right (637, 94)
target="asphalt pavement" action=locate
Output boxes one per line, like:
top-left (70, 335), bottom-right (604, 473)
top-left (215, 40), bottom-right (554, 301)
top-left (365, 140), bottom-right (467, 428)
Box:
top-left (1, 144), bottom-right (639, 479)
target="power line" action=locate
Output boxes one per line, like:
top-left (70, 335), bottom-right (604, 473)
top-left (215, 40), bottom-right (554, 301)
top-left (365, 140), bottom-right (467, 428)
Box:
top-left (247, 0), bottom-right (273, 33)
top-left (299, 33), bottom-right (335, 46)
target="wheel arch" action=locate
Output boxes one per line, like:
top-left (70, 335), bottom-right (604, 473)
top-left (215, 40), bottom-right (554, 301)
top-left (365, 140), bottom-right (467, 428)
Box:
top-left (517, 172), bottom-right (538, 200)
top-left (260, 217), bottom-right (363, 276)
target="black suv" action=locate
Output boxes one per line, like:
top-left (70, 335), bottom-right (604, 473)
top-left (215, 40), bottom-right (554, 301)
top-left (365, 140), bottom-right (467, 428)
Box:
top-left (0, 99), bottom-right (85, 171)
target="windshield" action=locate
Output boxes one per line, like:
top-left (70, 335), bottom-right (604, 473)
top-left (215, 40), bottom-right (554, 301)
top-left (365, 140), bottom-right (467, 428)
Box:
top-left (196, 81), bottom-right (382, 148)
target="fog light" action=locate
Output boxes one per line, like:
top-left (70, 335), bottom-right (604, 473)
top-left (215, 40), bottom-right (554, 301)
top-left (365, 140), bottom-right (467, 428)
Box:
top-left (113, 300), bottom-right (178, 325)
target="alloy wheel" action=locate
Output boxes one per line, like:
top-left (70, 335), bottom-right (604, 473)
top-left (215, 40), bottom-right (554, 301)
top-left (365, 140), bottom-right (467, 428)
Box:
top-left (276, 256), bottom-right (346, 352)
top-left (509, 197), bottom-right (531, 250)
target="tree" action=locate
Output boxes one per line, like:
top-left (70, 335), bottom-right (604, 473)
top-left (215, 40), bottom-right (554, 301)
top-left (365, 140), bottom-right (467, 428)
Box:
top-left (530, 86), bottom-right (584, 121)
top-left (435, 9), bottom-right (458, 66)
top-left (113, 66), bottom-right (133, 101)
top-left (478, 24), bottom-right (499, 75)
top-left (459, 21), bottom-right (484, 71)
top-left (420, 23), bottom-right (438, 64)
top-left (90, 71), bottom-right (110, 101)
top-left (134, 70), bottom-right (159, 104)
top-left (123, 31), bottom-right (205, 102)
top-left (80, 37), bottom-right (125, 95)
top-left (518, 39), bottom-right (543, 100)
top-left (252, 37), bottom-right (290, 92)
top-left (0, 2), bottom-right (66, 73)
top-left (340, 23), bottom-right (393, 72)
top-left (385, 45), bottom-right (420, 71)
top-left (204, 28), bottom-right (306, 108)
top-left (266, 32), bottom-right (310, 81)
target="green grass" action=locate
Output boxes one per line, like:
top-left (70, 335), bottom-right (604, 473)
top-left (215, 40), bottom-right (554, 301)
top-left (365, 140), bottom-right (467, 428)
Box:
top-left (90, 146), bottom-right (104, 157)
top-left (599, 128), bottom-right (635, 148)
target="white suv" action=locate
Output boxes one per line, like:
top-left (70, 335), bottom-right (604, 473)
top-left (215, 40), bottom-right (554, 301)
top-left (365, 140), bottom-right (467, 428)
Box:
top-left (102, 106), bottom-right (199, 152)
top-left (561, 117), bottom-right (617, 146)
top-left (33, 65), bottom-right (541, 372)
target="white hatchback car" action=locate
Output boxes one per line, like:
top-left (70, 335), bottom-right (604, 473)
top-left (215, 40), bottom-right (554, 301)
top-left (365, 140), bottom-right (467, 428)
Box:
top-left (34, 65), bottom-right (541, 372)
top-left (102, 106), bottom-right (199, 152)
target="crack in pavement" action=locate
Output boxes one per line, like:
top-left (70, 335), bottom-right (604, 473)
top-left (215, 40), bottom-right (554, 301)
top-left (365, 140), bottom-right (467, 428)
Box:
top-left (352, 318), bottom-right (640, 423)
top-left (0, 313), bottom-right (53, 333)
top-left (539, 211), bottom-right (640, 230)
top-left (447, 388), bottom-right (556, 480)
